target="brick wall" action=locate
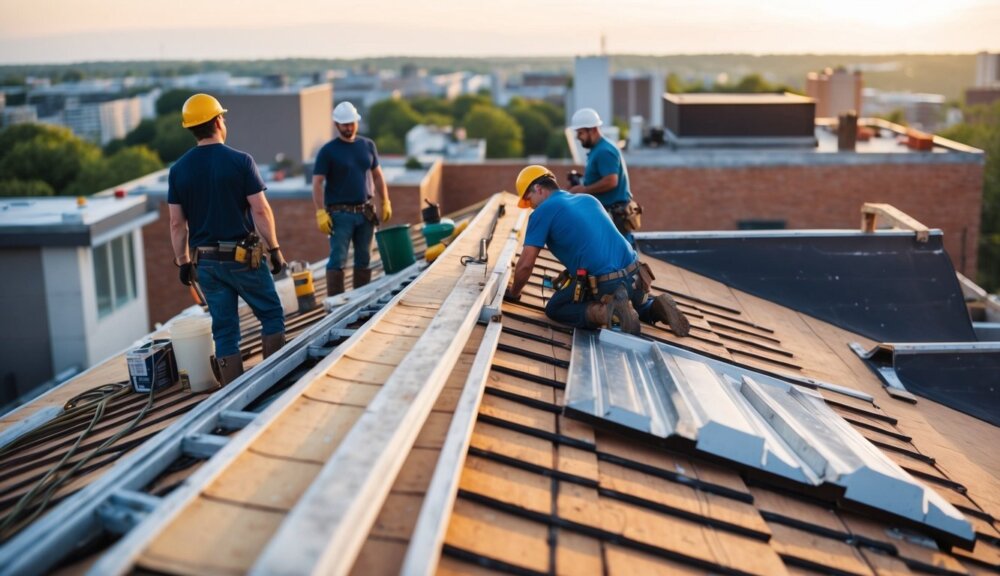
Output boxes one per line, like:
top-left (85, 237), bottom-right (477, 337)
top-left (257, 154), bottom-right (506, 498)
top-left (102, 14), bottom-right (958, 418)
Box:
top-left (145, 159), bottom-right (982, 327)
top-left (440, 160), bottom-right (983, 276)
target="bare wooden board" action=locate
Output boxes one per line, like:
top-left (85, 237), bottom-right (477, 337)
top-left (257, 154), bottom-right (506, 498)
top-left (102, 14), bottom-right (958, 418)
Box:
top-left (202, 450), bottom-right (323, 511)
top-left (443, 498), bottom-right (550, 574)
top-left (458, 454), bottom-right (552, 515)
top-left (766, 522), bottom-right (874, 576)
top-left (250, 398), bottom-right (364, 463)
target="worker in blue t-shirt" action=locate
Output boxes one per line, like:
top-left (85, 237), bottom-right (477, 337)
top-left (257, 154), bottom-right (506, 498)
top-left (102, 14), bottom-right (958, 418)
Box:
top-left (505, 165), bottom-right (689, 337)
top-left (168, 93), bottom-right (287, 385)
top-left (567, 108), bottom-right (641, 246)
top-left (312, 101), bottom-right (392, 295)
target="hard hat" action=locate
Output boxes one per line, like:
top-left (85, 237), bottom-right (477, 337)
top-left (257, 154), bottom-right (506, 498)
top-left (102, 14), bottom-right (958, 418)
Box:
top-left (181, 93), bottom-right (227, 128)
top-left (515, 165), bottom-right (554, 209)
top-left (333, 101), bottom-right (361, 124)
top-left (569, 108), bottom-right (603, 130)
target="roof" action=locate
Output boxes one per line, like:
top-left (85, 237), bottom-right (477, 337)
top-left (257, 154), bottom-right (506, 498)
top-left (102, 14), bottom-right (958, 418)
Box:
top-left (0, 194), bottom-right (156, 247)
top-left (664, 92), bottom-right (816, 105)
top-left (0, 194), bottom-right (998, 575)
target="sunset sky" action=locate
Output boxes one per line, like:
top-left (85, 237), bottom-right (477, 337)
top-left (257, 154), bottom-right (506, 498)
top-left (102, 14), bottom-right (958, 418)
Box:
top-left (1, 0), bottom-right (999, 64)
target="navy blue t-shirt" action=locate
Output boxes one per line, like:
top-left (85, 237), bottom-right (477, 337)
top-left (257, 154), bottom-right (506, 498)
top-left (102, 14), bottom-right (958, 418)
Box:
top-left (524, 190), bottom-right (636, 276)
top-left (167, 143), bottom-right (266, 249)
top-left (583, 136), bottom-right (631, 207)
top-left (313, 136), bottom-right (379, 205)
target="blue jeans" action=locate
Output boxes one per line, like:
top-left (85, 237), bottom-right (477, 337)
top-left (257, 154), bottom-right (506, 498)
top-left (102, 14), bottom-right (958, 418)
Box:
top-left (196, 258), bottom-right (285, 357)
top-left (544, 269), bottom-right (655, 328)
top-left (327, 212), bottom-right (374, 270)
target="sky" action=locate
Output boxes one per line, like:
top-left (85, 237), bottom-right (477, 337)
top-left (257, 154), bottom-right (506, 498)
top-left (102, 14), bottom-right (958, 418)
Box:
top-left (1, 0), bottom-right (999, 64)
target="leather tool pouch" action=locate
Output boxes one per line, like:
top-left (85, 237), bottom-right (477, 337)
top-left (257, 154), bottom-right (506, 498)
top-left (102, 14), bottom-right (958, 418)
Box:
top-left (235, 233), bottom-right (261, 269)
top-left (363, 203), bottom-right (379, 226)
top-left (636, 261), bottom-right (655, 294)
top-left (609, 201), bottom-right (643, 235)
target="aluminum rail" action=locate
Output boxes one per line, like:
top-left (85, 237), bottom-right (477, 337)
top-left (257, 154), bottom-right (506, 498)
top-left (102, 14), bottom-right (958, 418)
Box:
top-left (0, 264), bottom-right (421, 576)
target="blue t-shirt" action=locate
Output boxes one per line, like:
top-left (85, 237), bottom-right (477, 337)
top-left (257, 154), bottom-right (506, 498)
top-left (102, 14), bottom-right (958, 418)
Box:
top-left (583, 136), bottom-right (631, 207)
top-left (313, 136), bottom-right (380, 205)
top-left (167, 144), bottom-right (266, 249)
top-left (524, 190), bottom-right (636, 276)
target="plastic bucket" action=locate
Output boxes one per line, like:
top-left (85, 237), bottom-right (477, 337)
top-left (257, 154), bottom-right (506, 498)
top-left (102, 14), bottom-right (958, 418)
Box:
top-left (169, 314), bottom-right (217, 393)
top-left (421, 199), bottom-right (441, 224)
top-left (375, 224), bottom-right (416, 274)
top-left (422, 218), bottom-right (455, 247)
top-left (274, 276), bottom-right (298, 316)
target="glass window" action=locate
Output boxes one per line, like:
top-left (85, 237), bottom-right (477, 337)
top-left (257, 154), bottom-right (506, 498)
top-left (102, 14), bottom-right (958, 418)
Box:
top-left (93, 232), bottom-right (137, 318)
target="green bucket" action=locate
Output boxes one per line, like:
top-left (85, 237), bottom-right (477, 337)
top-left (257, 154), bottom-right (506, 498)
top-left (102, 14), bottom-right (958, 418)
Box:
top-left (375, 224), bottom-right (416, 274)
top-left (422, 218), bottom-right (455, 247)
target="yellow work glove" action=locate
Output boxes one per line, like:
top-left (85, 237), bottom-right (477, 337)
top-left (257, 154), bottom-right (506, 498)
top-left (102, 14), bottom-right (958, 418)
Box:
top-left (381, 199), bottom-right (392, 223)
top-left (315, 209), bottom-right (333, 235)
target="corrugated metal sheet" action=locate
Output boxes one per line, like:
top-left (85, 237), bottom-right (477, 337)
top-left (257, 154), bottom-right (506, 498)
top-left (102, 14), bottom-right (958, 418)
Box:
top-left (565, 329), bottom-right (973, 543)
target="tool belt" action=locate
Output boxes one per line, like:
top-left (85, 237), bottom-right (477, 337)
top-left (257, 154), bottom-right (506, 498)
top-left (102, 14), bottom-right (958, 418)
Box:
top-left (193, 233), bottom-right (262, 269)
top-left (594, 260), bottom-right (641, 283)
top-left (327, 202), bottom-right (371, 214)
top-left (607, 200), bottom-right (643, 235)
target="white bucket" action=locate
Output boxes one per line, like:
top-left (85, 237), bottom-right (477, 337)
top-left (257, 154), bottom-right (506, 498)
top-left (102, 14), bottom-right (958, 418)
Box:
top-left (274, 276), bottom-right (298, 316)
top-left (170, 314), bottom-right (217, 393)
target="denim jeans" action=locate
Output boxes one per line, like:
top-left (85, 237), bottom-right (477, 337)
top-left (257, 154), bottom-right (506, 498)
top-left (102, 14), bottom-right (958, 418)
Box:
top-left (196, 258), bottom-right (285, 357)
top-left (544, 268), bottom-right (654, 328)
top-left (327, 211), bottom-right (374, 270)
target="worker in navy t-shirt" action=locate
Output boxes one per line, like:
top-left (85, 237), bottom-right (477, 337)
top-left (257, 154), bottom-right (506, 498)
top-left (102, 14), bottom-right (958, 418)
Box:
top-left (312, 101), bottom-right (392, 296)
top-left (168, 93), bottom-right (287, 385)
top-left (505, 165), bottom-right (689, 337)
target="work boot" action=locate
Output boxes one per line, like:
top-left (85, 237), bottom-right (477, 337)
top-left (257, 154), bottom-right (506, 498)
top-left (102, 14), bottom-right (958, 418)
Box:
top-left (650, 293), bottom-right (691, 337)
top-left (216, 353), bottom-right (244, 386)
top-left (353, 267), bottom-right (372, 289)
top-left (261, 331), bottom-right (285, 359)
top-left (607, 285), bottom-right (641, 335)
top-left (326, 269), bottom-right (345, 296)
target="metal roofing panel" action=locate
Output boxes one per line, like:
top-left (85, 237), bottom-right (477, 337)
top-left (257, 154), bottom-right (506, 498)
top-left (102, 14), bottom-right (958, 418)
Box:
top-left (564, 330), bottom-right (974, 545)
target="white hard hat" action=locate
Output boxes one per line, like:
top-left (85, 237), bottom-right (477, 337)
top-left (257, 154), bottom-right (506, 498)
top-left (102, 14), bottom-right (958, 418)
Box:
top-left (333, 101), bottom-right (361, 124)
top-left (569, 108), bottom-right (603, 130)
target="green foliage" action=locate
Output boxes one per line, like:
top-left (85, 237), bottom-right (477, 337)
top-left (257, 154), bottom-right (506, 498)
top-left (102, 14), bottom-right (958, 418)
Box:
top-left (0, 134), bottom-right (101, 193)
top-left (452, 94), bottom-right (492, 123)
top-left (0, 123), bottom-right (73, 158)
top-left (151, 113), bottom-right (194, 163)
top-left (405, 156), bottom-right (423, 169)
top-left (507, 106), bottom-right (551, 156)
top-left (940, 102), bottom-right (1000, 291)
top-left (545, 129), bottom-right (569, 159)
top-left (407, 96), bottom-right (452, 118)
top-left (422, 113), bottom-right (454, 127)
top-left (125, 118), bottom-right (158, 147)
top-left (375, 134), bottom-right (404, 155)
top-left (155, 89), bottom-right (196, 116)
top-left (64, 145), bottom-right (164, 196)
top-left (368, 99), bottom-right (423, 144)
top-left (463, 105), bottom-right (522, 159)
top-left (0, 179), bottom-right (54, 197)
top-left (874, 108), bottom-right (907, 126)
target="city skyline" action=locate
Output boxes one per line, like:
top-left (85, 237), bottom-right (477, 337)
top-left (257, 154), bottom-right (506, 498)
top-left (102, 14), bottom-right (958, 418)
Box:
top-left (1, 0), bottom-right (999, 65)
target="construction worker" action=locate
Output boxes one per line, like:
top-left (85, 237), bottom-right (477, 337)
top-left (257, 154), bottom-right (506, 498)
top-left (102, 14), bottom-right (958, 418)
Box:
top-left (567, 107), bottom-right (642, 246)
top-left (505, 165), bottom-right (690, 337)
top-left (169, 93), bottom-right (287, 385)
top-left (312, 101), bottom-right (392, 295)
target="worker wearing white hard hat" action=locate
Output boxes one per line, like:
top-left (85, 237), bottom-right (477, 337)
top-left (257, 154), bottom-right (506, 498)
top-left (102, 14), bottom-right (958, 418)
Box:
top-left (312, 101), bottom-right (392, 296)
top-left (567, 108), bottom-right (641, 246)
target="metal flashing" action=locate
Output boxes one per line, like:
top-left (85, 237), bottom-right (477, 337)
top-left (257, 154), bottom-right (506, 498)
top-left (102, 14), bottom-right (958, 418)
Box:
top-left (564, 330), bottom-right (974, 545)
top-left (854, 342), bottom-right (1000, 427)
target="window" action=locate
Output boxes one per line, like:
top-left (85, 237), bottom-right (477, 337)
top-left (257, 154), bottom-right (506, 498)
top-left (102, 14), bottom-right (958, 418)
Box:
top-left (93, 233), bottom-right (136, 318)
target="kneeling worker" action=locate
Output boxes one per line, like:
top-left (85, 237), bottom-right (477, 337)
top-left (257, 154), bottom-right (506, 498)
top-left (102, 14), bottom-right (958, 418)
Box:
top-left (505, 165), bottom-right (689, 337)
top-left (169, 93), bottom-right (287, 384)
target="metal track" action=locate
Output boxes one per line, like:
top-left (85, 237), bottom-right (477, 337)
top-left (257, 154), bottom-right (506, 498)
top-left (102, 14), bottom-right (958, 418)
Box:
top-left (0, 264), bottom-right (422, 576)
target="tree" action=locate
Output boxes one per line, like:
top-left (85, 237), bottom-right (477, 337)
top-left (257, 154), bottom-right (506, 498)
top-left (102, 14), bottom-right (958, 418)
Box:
top-left (0, 132), bottom-right (100, 193)
top-left (0, 179), bottom-right (54, 197)
top-left (151, 113), bottom-right (194, 163)
top-left (374, 134), bottom-right (404, 155)
top-left (546, 129), bottom-right (569, 159)
top-left (507, 106), bottom-right (552, 156)
top-left (407, 96), bottom-right (453, 118)
top-left (452, 94), bottom-right (492, 123)
top-left (0, 123), bottom-right (74, 159)
top-left (124, 118), bottom-right (158, 147)
top-left (156, 89), bottom-right (196, 116)
top-left (367, 99), bottom-right (423, 144)
top-left (65, 146), bottom-right (164, 196)
top-left (463, 105), bottom-right (523, 159)
top-left (941, 102), bottom-right (1000, 291)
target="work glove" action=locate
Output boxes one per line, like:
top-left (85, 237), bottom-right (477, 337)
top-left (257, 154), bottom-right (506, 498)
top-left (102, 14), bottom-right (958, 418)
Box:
top-left (268, 247), bottom-right (287, 275)
top-left (315, 208), bottom-right (333, 235)
top-left (381, 199), bottom-right (392, 223)
top-left (179, 263), bottom-right (193, 286)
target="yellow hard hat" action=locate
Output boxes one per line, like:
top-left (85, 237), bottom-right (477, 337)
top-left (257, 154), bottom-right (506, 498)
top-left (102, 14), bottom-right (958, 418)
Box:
top-left (181, 93), bottom-right (227, 128)
top-left (515, 165), bottom-right (554, 209)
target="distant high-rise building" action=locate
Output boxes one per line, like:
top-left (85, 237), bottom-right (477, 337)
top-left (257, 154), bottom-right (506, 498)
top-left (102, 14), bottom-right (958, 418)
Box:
top-left (572, 56), bottom-right (611, 127)
top-left (975, 52), bottom-right (1000, 88)
top-left (61, 96), bottom-right (142, 145)
top-left (806, 67), bottom-right (862, 119)
top-left (612, 71), bottom-right (664, 128)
